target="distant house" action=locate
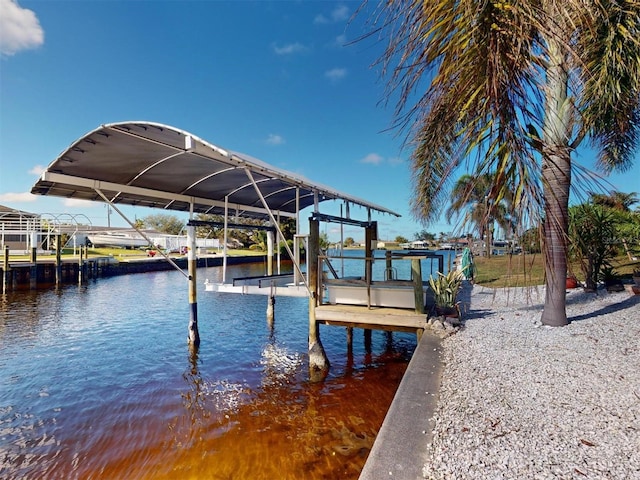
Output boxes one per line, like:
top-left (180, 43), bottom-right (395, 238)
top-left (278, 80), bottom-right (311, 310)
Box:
top-left (0, 205), bottom-right (43, 253)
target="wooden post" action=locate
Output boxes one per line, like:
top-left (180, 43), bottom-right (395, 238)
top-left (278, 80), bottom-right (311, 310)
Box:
top-left (412, 258), bottom-right (425, 314)
top-left (55, 235), bottom-right (62, 286)
top-left (346, 326), bottom-right (353, 353)
top-left (29, 247), bottom-right (37, 289)
top-left (364, 328), bottom-right (372, 353)
top-left (266, 230), bottom-right (275, 326)
top-left (187, 225), bottom-right (200, 348)
top-left (78, 246), bottom-right (83, 284)
top-left (3, 246), bottom-right (9, 294)
top-left (266, 292), bottom-right (275, 330)
top-left (308, 218), bottom-right (329, 380)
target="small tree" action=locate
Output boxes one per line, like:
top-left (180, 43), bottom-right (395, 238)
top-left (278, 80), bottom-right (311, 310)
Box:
top-left (143, 214), bottom-right (185, 235)
top-left (569, 203), bottom-right (618, 291)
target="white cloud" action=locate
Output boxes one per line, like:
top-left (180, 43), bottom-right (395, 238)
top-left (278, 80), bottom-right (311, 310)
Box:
top-left (313, 14), bottom-right (328, 25)
top-left (325, 67), bottom-right (347, 83)
top-left (272, 42), bottom-right (307, 56)
top-left (29, 164), bottom-right (45, 175)
top-left (266, 134), bottom-right (285, 146)
top-left (0, 191), bottom-right (38, 202)
top-left (361, 153), bottom-right (384, 165)
top-left (333, 34), bottom-right (347, 48)
top-left (0, 0), bottom-right (44, 56)
top-left (314, 5), bottom-right (350, 25)
top-left (331, 5), bottom-right (350, 22)
top-left (63, 198), bottom-right (98, 207)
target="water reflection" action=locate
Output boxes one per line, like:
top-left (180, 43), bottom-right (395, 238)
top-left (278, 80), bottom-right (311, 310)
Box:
top-left (1, 266), bottom-right (416, 479)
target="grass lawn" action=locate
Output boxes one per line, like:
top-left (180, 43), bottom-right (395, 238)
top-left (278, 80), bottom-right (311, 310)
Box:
top-left (473, 253), bottom-right (639, 288)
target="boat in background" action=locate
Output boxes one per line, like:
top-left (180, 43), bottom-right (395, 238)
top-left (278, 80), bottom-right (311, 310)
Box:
top-left (87, 231), bottom-right (149, 248)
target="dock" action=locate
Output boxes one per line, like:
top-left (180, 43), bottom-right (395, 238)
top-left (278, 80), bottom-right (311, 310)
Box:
top-left (315, 304), bottom-right (428, 334)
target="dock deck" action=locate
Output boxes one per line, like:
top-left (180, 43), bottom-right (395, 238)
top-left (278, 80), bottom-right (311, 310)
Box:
top-left (315, 304), bottom-right (429, 333)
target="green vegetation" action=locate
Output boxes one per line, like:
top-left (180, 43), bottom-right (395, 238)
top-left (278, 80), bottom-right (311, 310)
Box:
top-left (368, 2), bottom-right (640, 327)
top-left (473, 253), bottom-right (639, 288)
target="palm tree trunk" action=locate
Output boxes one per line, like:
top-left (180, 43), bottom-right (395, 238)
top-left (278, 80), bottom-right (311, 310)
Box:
top-left (540, 30), bottom-right (571, 327)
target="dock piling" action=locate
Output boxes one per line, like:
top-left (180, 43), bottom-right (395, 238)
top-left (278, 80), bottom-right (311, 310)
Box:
top-left (187, 225), bottom-right (200, 348)
top-left (30, 247), bottom-right (37, 289)
top-left (3, 246), bottom-right (9, 294)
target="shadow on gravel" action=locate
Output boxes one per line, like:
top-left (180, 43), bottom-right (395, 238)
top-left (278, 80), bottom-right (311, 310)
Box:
top-left (569, 294), bottom-right (640, 323)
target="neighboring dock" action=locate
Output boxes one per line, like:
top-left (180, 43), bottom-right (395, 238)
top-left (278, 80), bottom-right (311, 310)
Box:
top-left (0, 250), bottom-right (263, 292)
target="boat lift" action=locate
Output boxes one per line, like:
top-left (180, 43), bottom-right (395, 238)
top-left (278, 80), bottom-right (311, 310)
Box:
top-left (30, 121), bottom-right (401, 363)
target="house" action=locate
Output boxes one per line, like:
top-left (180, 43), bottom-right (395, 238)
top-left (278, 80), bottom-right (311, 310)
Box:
top-left (0, 205), bottom-right (43, 253)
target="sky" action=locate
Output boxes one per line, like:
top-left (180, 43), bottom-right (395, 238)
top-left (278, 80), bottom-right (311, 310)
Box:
top-left (1, 0), bottom-right (639, 243)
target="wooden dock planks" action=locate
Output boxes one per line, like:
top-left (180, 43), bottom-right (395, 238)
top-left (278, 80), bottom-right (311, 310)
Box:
top-left (315, 304), bottom-right (428, 333)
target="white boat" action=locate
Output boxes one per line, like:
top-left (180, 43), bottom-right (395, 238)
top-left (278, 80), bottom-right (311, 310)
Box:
top-left (87, 231), bottom-right (149, 248)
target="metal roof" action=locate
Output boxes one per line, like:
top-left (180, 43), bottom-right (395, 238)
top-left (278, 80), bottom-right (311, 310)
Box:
top-left (31, 121), bottom-right (401, 221)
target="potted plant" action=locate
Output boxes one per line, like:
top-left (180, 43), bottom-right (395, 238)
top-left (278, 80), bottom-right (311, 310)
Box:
top-left (566, 275), bottom-right (579, 289)
top-left (429, 269), bottom-right (465, 318)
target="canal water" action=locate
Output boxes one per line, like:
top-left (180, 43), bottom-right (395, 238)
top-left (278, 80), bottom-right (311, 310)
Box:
top-left (0, 256), bottom-right (429, 480)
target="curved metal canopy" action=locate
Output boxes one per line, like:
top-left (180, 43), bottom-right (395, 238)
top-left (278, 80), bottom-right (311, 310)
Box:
top-left (31, 121), bottom-right (400, 221)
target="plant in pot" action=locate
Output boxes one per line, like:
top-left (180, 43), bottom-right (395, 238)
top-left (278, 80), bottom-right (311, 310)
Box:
top-left (429, 268), bottom-right (465, 318)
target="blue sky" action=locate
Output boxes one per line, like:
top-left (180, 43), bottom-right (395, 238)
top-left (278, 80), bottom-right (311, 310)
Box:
top-left (1, 0), bottom-right (638, 243)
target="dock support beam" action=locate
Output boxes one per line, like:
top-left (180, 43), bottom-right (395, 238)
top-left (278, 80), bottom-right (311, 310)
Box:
top-left (187, 225), bottom-right (200, 349)
top-left (308, 218), bottom-right (329, 381)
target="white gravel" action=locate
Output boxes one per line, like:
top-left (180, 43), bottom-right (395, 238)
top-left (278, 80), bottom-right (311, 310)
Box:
top-left (423, 284), bottom-right (640, 480)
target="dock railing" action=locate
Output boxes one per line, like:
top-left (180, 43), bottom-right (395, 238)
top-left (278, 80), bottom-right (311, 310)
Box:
top-left (317, 251), bottom-right (445, 312)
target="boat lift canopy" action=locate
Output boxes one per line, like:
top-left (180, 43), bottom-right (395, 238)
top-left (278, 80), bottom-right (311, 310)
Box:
top-left (31, 121), bottom-right (400, 221)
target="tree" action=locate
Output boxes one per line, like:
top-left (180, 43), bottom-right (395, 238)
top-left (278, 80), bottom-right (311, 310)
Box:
top-left (445, 173), bottom-right (513, 257)
top-left (368, 0), bottom-right (640, 326)
top-left (344, 237), bottom-right (355, 247)
top-left (590, 191), bottom-right (640, 259)
top-left (395, 235), bottom-right (409, 244)
top-left (569, 203), bottom-right (618, 291)
top-left (143, 214), bottom-right (185, 236)
top-left (590, 190), bottom-right (639, 212)
top-left (414, 230), bottom-right (436, 241)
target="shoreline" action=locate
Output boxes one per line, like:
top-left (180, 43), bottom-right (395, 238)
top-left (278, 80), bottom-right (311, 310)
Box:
top-left (423, 285), bottom-right (640, 479)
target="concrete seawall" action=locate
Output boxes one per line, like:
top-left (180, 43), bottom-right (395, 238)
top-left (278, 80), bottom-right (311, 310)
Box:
top-left (359, 332), bottom-right (443, 480)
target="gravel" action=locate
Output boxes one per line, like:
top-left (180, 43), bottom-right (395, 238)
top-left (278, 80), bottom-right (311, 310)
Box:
top-left (423, 284), bottom-right (640, 480)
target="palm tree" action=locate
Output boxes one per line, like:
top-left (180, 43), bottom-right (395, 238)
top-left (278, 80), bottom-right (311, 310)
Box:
top-left (590, 191), bottom-right (639, 212)
top-left (366, 0), bottom-right (640, 326)
top-left (445, 173), bottom-right (513, 257)
top-left (589, 190), bottom-right (640, 259)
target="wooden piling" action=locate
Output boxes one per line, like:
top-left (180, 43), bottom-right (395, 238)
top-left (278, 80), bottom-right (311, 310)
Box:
top-left (55, 236), bottom-right (62, 286)
top-left (30, 247), bottom-right (37, 289)
top-left (78, 247), bottom-right (83, 285)
top-left (308, 218), bottom-right (329, 379)
top-left (411, 258), bottom-right (424, 314)
top-left (3, 246), bottom-right (9, 294)
top-left (187, 225), bottom-right (200, 348)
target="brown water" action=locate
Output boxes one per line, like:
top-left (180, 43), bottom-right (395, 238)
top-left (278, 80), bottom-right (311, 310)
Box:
top-left (0, 263), bottom-right (415, 480)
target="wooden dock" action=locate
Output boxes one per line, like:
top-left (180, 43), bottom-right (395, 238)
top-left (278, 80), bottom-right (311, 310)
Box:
top-left (315, 304), bottom-right (429, 334)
